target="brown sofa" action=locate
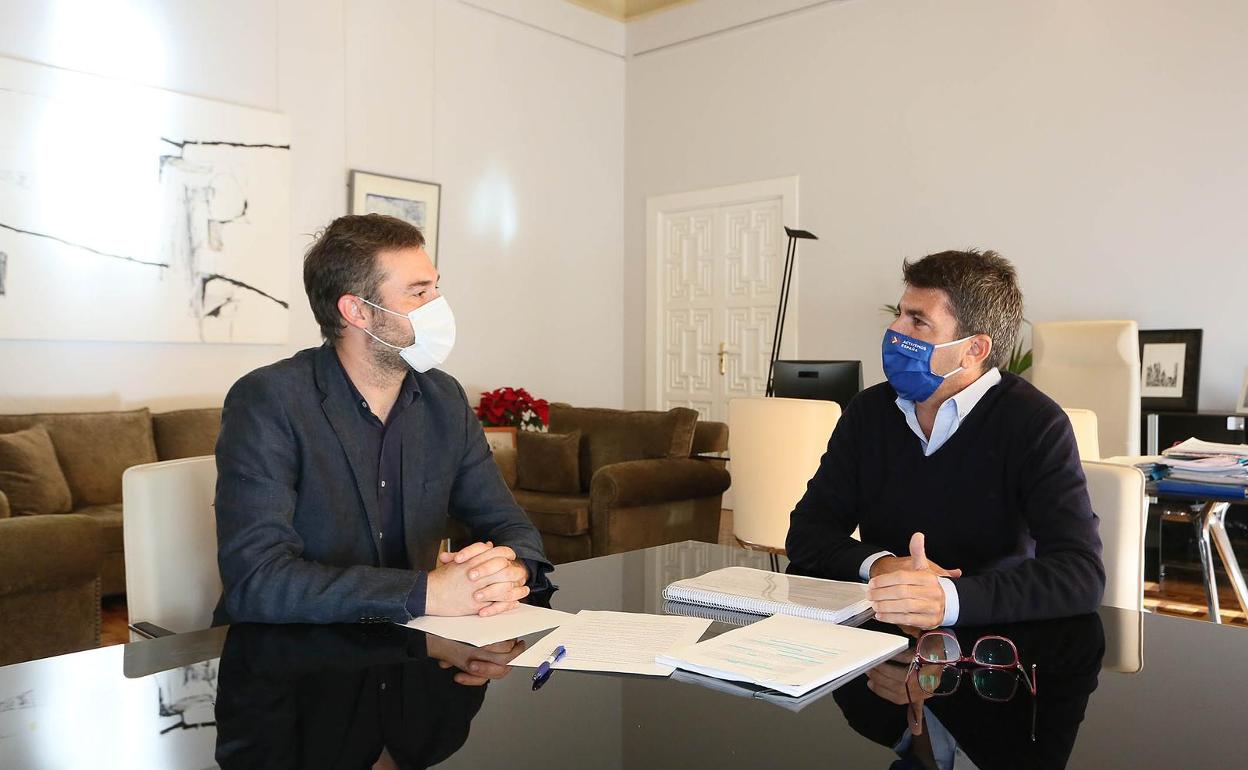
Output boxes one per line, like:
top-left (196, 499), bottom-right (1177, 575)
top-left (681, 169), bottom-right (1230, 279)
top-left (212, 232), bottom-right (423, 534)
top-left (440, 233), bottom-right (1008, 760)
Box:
top-left (0, 407), bottom-right (222, 597)
top-left (0, 514), bottom-right (105, 665)
top-left (494, 403), bottom-right (731, 564)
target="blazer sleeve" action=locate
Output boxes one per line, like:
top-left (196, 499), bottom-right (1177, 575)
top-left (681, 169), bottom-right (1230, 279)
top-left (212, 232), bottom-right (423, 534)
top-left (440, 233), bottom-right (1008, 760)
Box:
top-left (951, 409), bottom-right (1106, 625)
top-left (214, 373), bottom-right (422, 624)
top-left (785, 401), bottom-right (890, 581)
top-left (447, 382), bottom-right (554, 588)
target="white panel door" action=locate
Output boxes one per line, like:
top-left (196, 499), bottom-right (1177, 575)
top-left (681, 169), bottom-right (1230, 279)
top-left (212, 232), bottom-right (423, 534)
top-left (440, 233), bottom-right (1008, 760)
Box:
top-left (646, 177), bottom-right (799, 423)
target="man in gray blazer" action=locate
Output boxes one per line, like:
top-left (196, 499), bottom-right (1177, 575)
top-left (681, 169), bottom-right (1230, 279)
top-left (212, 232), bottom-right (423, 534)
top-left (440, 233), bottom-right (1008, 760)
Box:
top-left (213, 214), bottom-right (550, 625)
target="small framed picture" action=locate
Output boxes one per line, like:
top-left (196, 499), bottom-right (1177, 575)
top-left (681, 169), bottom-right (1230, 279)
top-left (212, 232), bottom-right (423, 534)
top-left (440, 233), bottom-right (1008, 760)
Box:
top-left (1238, 368), bottom-right (1248, 416)
top-left (349, 170), bottom-right (441, 264)
top-left (482, 426), bottom-right (518, 453)
top-left (1139, 329), bottom-right (1202, 412)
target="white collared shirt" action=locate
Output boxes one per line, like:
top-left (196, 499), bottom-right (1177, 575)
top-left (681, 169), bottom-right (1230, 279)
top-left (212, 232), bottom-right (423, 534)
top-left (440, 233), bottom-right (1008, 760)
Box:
top-left (860, 367), bottom-right (1003, 626)
top-left (894, 367), bottom-right (1003, 456)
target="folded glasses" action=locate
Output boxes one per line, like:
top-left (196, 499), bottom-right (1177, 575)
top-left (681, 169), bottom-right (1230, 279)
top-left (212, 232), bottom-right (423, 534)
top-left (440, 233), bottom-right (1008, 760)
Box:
top-left (905, 630), bottom-right (1038, 741)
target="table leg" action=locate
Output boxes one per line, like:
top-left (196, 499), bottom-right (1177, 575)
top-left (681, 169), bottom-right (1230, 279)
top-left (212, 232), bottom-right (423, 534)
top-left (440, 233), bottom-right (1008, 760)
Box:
top-left (1207, 502), bottom-right (1248, 619)
top-left (1193, 508), bottom-right (1221, 623)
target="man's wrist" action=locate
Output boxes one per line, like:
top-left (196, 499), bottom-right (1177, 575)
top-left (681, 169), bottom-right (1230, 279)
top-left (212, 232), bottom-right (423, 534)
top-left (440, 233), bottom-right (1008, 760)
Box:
top-left (936, 576), bottom-right (960, 626)
top-left (862, 551), bottom-right (895, 581)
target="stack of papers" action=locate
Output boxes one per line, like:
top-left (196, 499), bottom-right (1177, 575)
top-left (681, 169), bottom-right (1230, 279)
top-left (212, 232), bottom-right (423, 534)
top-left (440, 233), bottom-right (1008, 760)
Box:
top-left (1149, 440), bottom-right (1248, 498)
top-left (1162, 438), bottom-right (1248, 459)
top-left (663, 566), bottom-right (870, 624)
top-left (656, 613), bottom-right (908, 697)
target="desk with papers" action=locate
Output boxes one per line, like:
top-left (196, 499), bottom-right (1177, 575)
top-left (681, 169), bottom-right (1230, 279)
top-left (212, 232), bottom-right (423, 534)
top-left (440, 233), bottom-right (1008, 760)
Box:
top-left (4, 542), bottom-right (1248, 769)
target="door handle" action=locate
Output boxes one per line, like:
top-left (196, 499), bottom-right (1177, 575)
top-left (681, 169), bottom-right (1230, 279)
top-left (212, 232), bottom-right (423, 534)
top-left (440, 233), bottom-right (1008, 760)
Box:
top-left (719, 342), bottom-right (728, 375)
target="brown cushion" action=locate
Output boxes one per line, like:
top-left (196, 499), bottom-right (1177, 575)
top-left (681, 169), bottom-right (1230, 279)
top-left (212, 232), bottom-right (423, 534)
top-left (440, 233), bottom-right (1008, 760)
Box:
top-left (513, 490), bottom-right (591, 536)
top-left (516, 430), bottom-right (581, 494)
top-left (0, 425), bottom-right (73, 516)
top-left (549, 404), bottom-right (698, 491)
top-left (153, 407), bottom-right (222, 460)
top-left (75, 503), bottom-right (124, 554)
top-left (0, 409), bottom-right (157, 507)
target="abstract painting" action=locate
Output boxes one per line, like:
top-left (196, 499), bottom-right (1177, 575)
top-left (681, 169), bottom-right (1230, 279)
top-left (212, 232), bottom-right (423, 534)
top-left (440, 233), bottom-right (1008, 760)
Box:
top-left (0, 57), bottom-right (290, 343)
top-left (349, 170), bottom-right (441, 264)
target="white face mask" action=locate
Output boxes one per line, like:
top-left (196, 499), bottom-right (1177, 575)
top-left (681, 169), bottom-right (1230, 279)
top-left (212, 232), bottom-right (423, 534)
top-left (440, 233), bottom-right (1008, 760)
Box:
top-left (356, 295), bottom-right (456, 373)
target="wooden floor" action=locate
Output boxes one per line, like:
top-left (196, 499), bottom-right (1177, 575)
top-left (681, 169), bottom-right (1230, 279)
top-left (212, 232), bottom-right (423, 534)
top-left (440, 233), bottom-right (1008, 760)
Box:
top-left (96, 510), bottom-right (1245, 648)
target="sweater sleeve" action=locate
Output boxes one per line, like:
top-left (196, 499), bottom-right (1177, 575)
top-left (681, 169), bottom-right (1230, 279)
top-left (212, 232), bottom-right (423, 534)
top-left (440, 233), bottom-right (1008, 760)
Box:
top-left (785, 399), bottom-right (893, 581)
top-left (951, 407), bottom-right (1106, 625)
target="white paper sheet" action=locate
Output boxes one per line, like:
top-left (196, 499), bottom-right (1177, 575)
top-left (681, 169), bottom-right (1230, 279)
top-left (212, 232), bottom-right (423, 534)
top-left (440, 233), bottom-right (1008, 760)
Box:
top-left (510, 610), bottom-right (712, 676)
top-left (400, 603), bottom-right (573, 647)
top-left (656, 613), bottom-right (908, 696)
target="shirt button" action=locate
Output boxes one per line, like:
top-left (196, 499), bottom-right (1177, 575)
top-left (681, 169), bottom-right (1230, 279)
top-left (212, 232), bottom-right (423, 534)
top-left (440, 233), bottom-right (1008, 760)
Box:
top-left (378, 531), bottom-right (384, 539)
top-left (380, 480), bottom-right (386, 488)
top-left (381, 682), bottom-right (387, 691)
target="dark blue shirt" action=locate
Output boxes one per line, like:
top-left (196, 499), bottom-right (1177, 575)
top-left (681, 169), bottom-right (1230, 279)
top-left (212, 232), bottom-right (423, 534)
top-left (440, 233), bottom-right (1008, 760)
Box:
top-left (332, 353), bottom-right (428, 616)
top-left (332, 353), bottom-right (542, 619)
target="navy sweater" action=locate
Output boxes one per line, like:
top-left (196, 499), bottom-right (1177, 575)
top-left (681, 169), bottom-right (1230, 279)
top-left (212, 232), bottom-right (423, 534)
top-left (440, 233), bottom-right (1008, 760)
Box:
top-left (785, 372), bottom-right (1105, 625)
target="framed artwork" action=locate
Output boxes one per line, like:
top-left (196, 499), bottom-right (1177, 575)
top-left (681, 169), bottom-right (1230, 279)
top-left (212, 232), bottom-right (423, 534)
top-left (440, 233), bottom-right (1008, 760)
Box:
top-left (0, 58), bottom-right (290, 344)
top-left (1238, 369), bottom-right (1248, 416)
top-left (483, 426), bottom-right (518, 453)
top-left (349, 170), bottom-right (441, 264)
top-left (1139, 329), bottom-right (1202, 412)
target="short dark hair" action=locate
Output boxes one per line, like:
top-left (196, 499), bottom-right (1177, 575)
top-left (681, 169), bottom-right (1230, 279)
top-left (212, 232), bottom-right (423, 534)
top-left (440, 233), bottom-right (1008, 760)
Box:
top-left (902, 249), bottom-right (1023, 370)
top-left (303, 214), bottom-right (425, 342)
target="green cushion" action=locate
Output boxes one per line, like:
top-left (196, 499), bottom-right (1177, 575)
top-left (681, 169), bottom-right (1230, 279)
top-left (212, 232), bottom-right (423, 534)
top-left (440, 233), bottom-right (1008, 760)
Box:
top-left (0, 409), bottom-right (157, 507)
top-left (153, 407), bottom-right (222, 460)
top-left (549, 404), bottom-right (698, 491)
top-left (516, 430), bottom-right (582, 494)
top-left (0, 425), bottom-right (73, 516)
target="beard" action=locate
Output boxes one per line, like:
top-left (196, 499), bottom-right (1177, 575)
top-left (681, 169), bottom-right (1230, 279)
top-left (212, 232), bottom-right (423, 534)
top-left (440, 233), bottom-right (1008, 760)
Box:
top-left (366, 313), bottom-right (414, 377)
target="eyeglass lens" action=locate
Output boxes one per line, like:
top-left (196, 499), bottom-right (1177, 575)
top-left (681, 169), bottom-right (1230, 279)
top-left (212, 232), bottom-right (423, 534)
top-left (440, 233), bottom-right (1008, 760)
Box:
top-left (916, 633), bottom-right (961, 663)
top-left (971, 637), bottom-right (1017, 666)
top-left (972, 667), bottom-right (1021, 701)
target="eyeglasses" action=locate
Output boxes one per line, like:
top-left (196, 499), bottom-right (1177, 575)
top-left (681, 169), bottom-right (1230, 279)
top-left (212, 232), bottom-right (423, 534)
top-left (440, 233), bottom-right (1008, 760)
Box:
top-left (906, 631), bottom-right (1038, 741)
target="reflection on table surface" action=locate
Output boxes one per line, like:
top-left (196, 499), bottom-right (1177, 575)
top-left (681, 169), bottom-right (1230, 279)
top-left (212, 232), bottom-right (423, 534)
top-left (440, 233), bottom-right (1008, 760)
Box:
top-left (0, 542), bottom-right (1245, 770)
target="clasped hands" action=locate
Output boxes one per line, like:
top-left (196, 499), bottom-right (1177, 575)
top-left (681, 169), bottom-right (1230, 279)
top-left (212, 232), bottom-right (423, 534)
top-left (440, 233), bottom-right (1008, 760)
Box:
top-left (867, 531), bottom-right (960, 631)
top-left (425, 540), bottom-right (530, 618)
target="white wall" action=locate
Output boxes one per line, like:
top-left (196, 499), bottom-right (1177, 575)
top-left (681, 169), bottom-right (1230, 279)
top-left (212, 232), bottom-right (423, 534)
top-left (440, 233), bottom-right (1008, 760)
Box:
top-left (0, 0), bottom-right (625, 413)
top-left (624, 0), bottom-right (1248, 412)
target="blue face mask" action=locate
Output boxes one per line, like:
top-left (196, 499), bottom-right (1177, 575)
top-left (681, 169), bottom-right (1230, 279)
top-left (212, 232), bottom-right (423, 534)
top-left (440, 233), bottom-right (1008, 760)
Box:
top-left (881, 329), bottom-right (973, 402)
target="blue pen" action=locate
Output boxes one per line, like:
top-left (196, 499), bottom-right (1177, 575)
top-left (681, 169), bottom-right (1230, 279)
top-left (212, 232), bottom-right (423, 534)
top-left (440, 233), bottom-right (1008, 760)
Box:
top-left (532, 645), bottom-right (567, 684)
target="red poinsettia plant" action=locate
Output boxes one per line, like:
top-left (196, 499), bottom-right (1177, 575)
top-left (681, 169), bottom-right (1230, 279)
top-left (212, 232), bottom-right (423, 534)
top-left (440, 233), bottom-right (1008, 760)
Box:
top-left (476, 387), bottom-right (549, 431)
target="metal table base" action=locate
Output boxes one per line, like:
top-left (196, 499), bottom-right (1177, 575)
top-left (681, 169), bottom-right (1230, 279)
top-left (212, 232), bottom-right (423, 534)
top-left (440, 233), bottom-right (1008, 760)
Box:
top-left (1192, 501), bottom-right (1248, 623)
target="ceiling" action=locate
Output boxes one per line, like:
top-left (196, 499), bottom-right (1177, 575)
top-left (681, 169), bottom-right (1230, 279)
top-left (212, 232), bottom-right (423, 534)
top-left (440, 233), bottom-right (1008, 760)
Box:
top-left (563, 0), bottom-right (693, 21)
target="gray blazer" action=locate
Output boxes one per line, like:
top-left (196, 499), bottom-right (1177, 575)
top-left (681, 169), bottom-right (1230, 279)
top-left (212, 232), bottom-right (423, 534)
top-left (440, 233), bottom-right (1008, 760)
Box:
top-left (212, 344), bottom-right (550, 625)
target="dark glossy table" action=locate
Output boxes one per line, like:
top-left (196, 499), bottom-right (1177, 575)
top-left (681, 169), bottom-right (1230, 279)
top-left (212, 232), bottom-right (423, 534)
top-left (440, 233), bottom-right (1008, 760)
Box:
top-left (0, 542), bottom-right (1244, 769)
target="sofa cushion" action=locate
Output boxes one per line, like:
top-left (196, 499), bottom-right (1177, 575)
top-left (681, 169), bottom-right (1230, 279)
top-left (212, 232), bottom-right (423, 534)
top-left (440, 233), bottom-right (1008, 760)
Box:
top-left (512, 490), bottom-right (591, 536)
top-left (0, 425), bottom-right (73, 516)
top-left (0, 409), bottom-right (157, 507)
top-left (549, 404), bottom-right (698, 491)
top-left (153, 407), bottom-right (222, 461)
top-left (75, 503), bottom-right (124, 554)
top-left (516, 429), bottom-right (581, 495)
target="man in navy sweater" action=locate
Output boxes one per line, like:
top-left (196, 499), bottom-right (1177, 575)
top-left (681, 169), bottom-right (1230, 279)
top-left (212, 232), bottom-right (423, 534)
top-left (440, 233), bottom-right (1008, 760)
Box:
top-left (785, 250), bottom-right (1105, 629)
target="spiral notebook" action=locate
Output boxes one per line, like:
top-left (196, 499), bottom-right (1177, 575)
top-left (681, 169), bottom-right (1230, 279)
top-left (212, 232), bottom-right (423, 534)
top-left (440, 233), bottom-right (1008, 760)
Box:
top-left (662, 566), bottom-right (870, 625)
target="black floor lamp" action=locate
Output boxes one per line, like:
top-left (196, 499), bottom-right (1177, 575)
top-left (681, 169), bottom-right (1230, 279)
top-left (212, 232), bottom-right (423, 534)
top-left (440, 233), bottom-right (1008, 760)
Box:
top-left (765, 226), bottom-right (818, 397)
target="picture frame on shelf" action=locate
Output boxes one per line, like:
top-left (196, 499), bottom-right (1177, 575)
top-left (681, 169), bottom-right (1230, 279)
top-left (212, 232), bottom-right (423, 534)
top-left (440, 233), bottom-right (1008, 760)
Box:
top-left (1139, 329), bottom-right (1202, 412)
top-left (1238, 368), bottom-right (1248, 416)
top-left (349, 170), bottom-right (441, 264)
top-left (483, 426), bottom-right (518, 453)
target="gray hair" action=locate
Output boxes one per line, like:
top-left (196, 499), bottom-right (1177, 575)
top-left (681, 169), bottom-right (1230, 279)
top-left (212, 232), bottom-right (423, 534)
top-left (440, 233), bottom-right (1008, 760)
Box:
top-left (902, 249), bottom-right (1024, 371)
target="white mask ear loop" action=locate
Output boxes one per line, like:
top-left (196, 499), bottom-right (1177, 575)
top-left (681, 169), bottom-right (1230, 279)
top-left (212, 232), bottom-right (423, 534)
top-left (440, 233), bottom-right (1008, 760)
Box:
top-left (933, 335), bottom-right (975, 378)
top-left (355, 296), bottom-right (406, 350)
